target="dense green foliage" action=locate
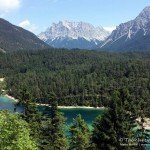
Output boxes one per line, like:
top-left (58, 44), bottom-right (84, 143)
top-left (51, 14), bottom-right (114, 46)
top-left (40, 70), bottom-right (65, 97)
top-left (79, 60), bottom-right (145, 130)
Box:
top-left (41, 95), bottom-right (68, 149)
top-left (19, 87), bottom-right (42, 147)
top-left (92, 89), bottom-right (136, 150)
top-left (0, 111), bottom-right (38, 150)
top-left (0, 87), bottom-right (149, 149)
top-left (69, 115), bottom-right (90, 150)
top-left (0, 49), bottom-right (150, 149)
top-left (0, 49), bottom-right (149, 116)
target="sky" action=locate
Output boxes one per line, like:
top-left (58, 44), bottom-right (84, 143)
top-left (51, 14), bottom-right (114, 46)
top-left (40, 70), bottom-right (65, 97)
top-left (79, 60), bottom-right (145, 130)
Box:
top-left (0, 0), bottom-right (149, 34)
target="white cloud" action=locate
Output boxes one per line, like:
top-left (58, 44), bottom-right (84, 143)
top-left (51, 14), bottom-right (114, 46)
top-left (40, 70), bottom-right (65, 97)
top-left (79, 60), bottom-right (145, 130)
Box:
top-left (0, 0), bottom-right (21, 13)
top-left (19, 20), bottom-right (30, 28)
top-left (19, 19), bottom-right (39, 34)
top-left (104, 26), bottom-right (116, 32)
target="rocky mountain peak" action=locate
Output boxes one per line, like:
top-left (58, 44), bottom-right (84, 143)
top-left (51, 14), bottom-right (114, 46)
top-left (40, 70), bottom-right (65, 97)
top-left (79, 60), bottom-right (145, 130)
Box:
top-left (139, 6), bottom-right (150, 18)
top-left (38, 20), bottom-right (110, 49)
top-left (39, 20), bottom-right (110, 42)
top-left (100, 6), bottom-right (150, 51)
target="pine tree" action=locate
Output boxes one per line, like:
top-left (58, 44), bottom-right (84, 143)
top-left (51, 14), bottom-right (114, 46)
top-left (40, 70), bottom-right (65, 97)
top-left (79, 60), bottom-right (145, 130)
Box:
top-left (40, 92), bottom-right (68, 150)
top-left (92, 89), bottom-right (135, 150)
top-left (19, 87), bottom-right (42, 148)
top-left (69, 114), bottom-right (90, 150)
top-left (0, 111), bottom-right (38, 150)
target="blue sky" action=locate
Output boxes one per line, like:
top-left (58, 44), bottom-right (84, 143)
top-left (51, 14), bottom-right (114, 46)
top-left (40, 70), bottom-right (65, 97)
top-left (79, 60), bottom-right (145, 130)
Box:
top-left (0, 0), bottom-right (149, 34)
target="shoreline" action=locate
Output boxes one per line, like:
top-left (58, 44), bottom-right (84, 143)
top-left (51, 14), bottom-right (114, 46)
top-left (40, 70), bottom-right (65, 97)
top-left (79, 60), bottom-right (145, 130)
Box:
top-left (58, 106), bottom-right (105, 109)
top-left (36, 103), bottom-right (105, 109)
top-left (1, 94), bottom-right (150, 129)
top-left (144, 118), bottom-right (150, 130)
top-left (3, 94), bottom-right (105, 109)
top-left (0, 78), bottom-right (4, 82)
top-left (136, 117), bottom-right (150, 130)
top-left (5, 94), bottom-right (19, 103)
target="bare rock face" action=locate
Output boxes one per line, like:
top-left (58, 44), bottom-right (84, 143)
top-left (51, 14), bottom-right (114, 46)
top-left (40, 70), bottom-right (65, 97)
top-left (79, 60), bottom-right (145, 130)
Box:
top-left (100, 6), bottom-right (150, 51)
top-left (38, 20), bottom-right (110, 49)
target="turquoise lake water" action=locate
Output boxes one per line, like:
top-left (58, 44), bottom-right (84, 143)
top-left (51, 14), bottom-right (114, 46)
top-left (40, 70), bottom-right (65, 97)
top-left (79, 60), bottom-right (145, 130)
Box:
top-left (0, 96), bottom-right (23, 112)
top-left (0, 96), bottom-right (104, 128)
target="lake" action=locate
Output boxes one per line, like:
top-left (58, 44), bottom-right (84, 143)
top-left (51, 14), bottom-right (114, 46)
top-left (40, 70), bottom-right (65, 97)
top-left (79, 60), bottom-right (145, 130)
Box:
top-left (0, 96), bottom-right (104, 129)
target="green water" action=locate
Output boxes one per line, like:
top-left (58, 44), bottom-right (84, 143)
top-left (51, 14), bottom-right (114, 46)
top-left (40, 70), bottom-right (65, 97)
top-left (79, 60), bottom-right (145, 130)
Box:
top-left (0, 96), bottom-right (104, 128)
top-left (39, 105), bottom-right (104, 130)
top-left (0, 96), bottom-right (23, 113)
top-left (60, 108), bottom-right (103, 126)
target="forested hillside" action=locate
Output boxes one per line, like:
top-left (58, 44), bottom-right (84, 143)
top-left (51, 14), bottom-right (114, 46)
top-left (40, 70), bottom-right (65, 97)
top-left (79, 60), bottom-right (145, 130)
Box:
top-left (0, 49), bottom-right (149, 116)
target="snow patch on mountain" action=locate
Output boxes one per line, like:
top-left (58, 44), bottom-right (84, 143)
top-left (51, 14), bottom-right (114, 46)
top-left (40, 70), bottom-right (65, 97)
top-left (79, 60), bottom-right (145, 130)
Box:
top-left (39, 20), bottom-right (110, 42)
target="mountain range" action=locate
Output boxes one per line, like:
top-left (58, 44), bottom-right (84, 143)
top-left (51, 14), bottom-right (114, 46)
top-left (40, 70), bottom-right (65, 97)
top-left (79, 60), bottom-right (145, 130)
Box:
top-left (0, 18), bottom-right (49, 52)
top-left (100, 6), bottom-right (150, 51)
top-left (38, 20), bottom-right (110, 49)
top-left (0, 6), bottom-right (150, 52)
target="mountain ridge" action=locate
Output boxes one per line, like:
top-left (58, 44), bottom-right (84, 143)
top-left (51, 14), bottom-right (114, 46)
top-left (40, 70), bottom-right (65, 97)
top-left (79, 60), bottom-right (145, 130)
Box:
top-left (0, 18), bottom-right (49, 52)
top-left (100, 6), bottom-right (150, 51)
top-left (38, 20), bottom-right (110, 49)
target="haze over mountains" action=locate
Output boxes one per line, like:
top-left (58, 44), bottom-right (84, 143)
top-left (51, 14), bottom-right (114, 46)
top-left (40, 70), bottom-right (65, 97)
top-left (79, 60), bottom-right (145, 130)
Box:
top-left (38, 20), bottom-right (110, 49)
top-left (0, 18), bottom-right (49, 52)
top-left (100, 6), bottom-right (150, 51)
